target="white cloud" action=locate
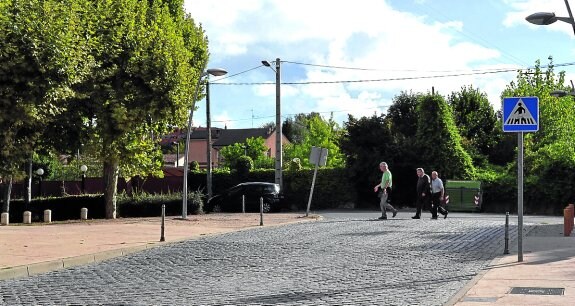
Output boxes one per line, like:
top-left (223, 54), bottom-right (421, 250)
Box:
top-left (185, 0), bottom-right (538, 126)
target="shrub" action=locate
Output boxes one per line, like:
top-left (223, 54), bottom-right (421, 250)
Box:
top-left (190, 161), bottom-right (200, 171)
top-left (235, 155), bottom-right (253, 177)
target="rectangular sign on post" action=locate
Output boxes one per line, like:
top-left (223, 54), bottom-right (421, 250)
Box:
top-left (306, 147), bottom-right (328, 216)
top-left (502, 96), bottom-right (539, 263)
top-left (309, 146), bottom-right (328, 166)
top-left (502, 97), bottom-right (539, 132)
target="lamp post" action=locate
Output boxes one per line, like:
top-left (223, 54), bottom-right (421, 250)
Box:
top-left (172, 141), bottom-right (180, 167)
top-left (206, 80), bottom-right (213, 200)
top-left (80, 165), bottom-right (88, 194)
top-left (36, 168), bottom-right (44, 198)
top-left (526, 0), bottom-right (575, 35)
top-left (182, 67), bottom-right (227, 219)
top-left (262, 58), bottom-right (283, 191)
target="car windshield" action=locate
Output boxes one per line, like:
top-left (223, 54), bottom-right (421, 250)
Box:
top-left (262, 184), bottom-right (278, 194)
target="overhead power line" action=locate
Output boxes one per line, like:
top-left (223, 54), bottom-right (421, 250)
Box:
top-left (211, 105), bottom-right (391, 124)
top-left (211, 61), bottom-right (575, 86)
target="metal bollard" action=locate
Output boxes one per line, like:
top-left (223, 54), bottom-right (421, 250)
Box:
top-left (569, 204), bottom-right (574, 235)
top-left (259, 197), bottom-right (263, 226)
top-left (242, 195), bottom-right (245, 213)
top-left (23, 211), bottom-right (31, 224)
top-left (160, 204), bottom-right (166, 242)
top-left (1, 212), bottom-right (8, 225)
top-left (81, 208), bottom-right (88, 220)
top-left (43, 209), bottom-right (52, 223)
top-left (504, 212), bottom-right (509, 254)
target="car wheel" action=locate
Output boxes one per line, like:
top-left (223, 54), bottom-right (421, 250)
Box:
top-left (212, 204), bottom-right (222, 213)
top-left (261, 201), bottom-right (272, 213)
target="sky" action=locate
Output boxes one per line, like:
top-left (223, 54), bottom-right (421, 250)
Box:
top-left (183, 0), bottom-right (575, 129)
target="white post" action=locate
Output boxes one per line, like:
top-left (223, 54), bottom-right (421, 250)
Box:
top-left (43, 209), bottom-right (51, 223)
top-left (81, 208), bottom-right (88, 220)
top-left (1, 212), bottom-right (8, 225)
top-left (23, 211), bottom-right (31, 224)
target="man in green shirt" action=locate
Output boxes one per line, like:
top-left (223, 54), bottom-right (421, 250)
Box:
top-left (373, 162), bottom-right (398, 220)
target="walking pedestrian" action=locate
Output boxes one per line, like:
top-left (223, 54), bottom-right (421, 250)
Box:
top-left (373, 162), bottom-right (398, 220)
top-left (412, 167), bottom-right (430, 219)
top-left (430, 171), bottom-right (448, 219)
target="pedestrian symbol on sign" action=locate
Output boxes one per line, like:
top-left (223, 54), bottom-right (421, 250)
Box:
top-left (505, 99), bottom-right (536, 125)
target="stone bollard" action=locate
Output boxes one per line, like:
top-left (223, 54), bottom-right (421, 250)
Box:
top-left (44, 209), bottom-right (52, 223)
top-left (23, 211), bottom-right (32, 224)
top-left (1, 212), bottom-right (8, 225)
top-left (81, 208), bottom-right (88, 220)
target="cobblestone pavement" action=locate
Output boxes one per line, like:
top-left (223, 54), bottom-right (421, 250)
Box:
top-left (0, 215), bottom-right (522, 306)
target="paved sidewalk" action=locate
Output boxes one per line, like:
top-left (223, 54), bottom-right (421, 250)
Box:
top-left (0, 213), bottom-right (316, 280)
top-left (449, 223), bottom-right (575, 306)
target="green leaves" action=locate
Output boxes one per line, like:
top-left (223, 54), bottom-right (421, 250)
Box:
top-left (416, 93), bottom-right (474, 179)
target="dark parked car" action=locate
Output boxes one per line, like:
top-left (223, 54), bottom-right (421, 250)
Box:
top-left (206, 182), bottom-right (284, 213)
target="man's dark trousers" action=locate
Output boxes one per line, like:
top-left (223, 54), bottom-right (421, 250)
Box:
top-left (415, 194), bottom-right (428, 218)
top-left (430, 192), bottom-right (447, 218)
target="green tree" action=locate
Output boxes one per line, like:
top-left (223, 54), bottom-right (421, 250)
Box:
top-left (384, 91), bottom-right (421, 168)
top-left (282, 112), bottom-right (321, 144)
top-left (415, 93), bottom-right (474, 179)
top-left (0, 0), bottom-right (86, 211)
top-left (501, 59), bottom-right (575, 213)
top-left (448, 85), bottom-right (498, 166)
top-left (59, 0), bottom-right (208, 218)
top-left (284, 114), bottom-right (345, 168)
top-left (386, 91), bottom-right (420, 139)
top-left (235, 155), bottom-right (253, 177)
top-left (340, 113), bottom-right (398, 206)
top-left (220, 137), bottom-right (269, 169)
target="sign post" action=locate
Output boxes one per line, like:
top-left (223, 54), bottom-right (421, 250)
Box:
top-left (502, 97), bottom-right (539, 262)
top-left (306, 147), bottom-right (328, 217)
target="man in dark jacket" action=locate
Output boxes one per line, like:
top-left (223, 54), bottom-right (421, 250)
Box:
top-left (412, 168), bottom-right (430, 219)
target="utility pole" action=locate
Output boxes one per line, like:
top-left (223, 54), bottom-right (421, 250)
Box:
top-left (274, 58), bottom-right (283, 190)
top-left (262, 58), bottom-right (283, 191)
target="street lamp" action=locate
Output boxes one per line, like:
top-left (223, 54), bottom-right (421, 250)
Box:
top-left (182, 67), bottom-right (227, 219)
top-left (36, 168), bottom-right (44, 198)
top-left (262, 58), bottom-right (283, 191)
top-left (526, 0), bottom-right (575, 35)
top-left (80, 164), bottom-right (88, 194)
top-left (172, 141), bottom-right (180, 167)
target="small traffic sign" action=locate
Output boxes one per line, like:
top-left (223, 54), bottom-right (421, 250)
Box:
top-left (502, 97), bottom-right (539, 132)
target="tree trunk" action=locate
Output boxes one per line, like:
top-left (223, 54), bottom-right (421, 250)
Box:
top-left (2, 176), bottom-right (12, 213)
top-left (103, 159), bottom-right (119, 219)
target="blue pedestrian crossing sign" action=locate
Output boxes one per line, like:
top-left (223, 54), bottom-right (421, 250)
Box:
top-left (502, 97), bottom-right (539, 132)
